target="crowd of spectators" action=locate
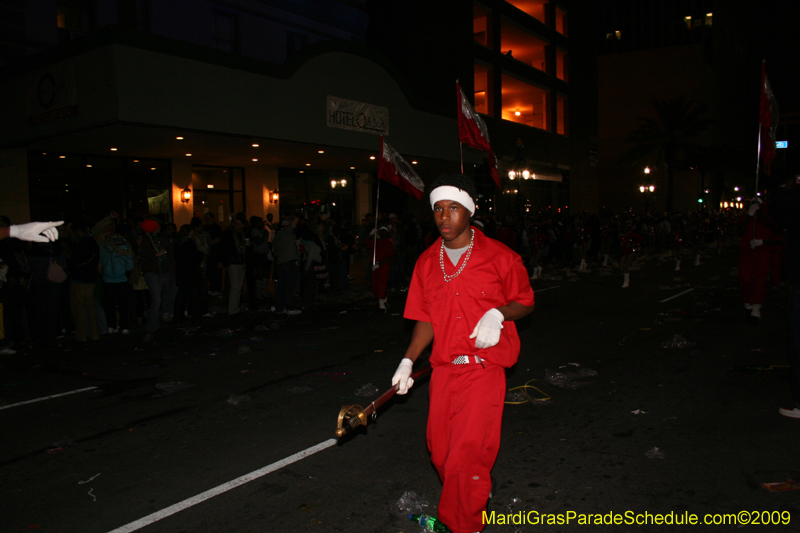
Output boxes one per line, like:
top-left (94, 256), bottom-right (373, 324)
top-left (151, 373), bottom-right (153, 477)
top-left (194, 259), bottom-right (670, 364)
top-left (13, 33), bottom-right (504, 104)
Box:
top-left (0, 209), bottom-right (363, 352)
top-left (0, 206), bottom-right (747, 354)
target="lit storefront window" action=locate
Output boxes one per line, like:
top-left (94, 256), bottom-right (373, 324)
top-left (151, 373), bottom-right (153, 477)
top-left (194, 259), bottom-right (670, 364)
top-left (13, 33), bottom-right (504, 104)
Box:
top-left (28, 152), bottom-right (171, 221)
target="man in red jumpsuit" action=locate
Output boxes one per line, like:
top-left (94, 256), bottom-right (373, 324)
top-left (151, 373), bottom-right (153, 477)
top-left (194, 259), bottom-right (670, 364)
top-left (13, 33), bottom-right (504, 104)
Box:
top-left (738, 199), bottom-right (783, 321)
top-left (392, 174), bottom-right (535, 533)
top-left (366, 226), bottom-right (393, 310)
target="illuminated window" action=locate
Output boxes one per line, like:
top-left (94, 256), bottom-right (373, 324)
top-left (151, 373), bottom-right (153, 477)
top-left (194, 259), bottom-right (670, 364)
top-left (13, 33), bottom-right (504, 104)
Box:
top-left (500, 19), bottom-right (549, 72)
top-left (555, 48), bottom-right (568, 81)
top-left (684, 15), bottom-right (692, 29)
top-left (557, 94), bottom-right (568, 135)
top-left (505, 0), bottom-right (547, 23)
top-left (473, 5), bottom-right (491, 48)
top-left (501, 74), bottom-right (549, 131)
top-left (212, 10), bottom-right (237, 52)
top-left (555, 6), bottom-right (568, 36)
top-left (474, 63), bottom-right (494, 116)
top-left (705, 12), bottom-right (713, 27)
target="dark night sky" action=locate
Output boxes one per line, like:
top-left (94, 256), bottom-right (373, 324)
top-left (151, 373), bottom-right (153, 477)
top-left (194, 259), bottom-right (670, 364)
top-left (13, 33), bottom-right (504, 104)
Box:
top-left (749, 1), bottom-right (800, 115)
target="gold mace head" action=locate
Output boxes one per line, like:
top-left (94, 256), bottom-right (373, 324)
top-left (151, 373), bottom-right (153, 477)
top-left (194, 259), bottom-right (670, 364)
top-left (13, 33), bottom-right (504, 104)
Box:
top-left (336, 404), bottom-right (367, 438)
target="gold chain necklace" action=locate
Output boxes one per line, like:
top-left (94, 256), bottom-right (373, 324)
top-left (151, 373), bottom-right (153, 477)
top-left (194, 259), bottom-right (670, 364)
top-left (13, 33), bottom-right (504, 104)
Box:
top-left (439, 229), bottom-right (474, 282)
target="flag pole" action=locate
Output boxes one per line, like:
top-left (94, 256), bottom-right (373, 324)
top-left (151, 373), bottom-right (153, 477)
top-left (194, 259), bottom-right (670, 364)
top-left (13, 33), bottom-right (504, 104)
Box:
top-left (753, 59), bottom-right (765, 239)
top-left (374, 135), bottom-right (382, 266)
top-left (456, 79), bottom-right (464, 174)
top-left (752, 125), bottom-right (761, 240)
top-left (373, 177), bottom-right (380, 266)
top-left (755, 60), bottom-right (765, 198)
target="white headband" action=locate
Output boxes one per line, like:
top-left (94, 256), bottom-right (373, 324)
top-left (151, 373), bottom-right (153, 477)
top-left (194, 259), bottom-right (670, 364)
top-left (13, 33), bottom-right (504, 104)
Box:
top-left (429, 186), bottom-right (476, 216)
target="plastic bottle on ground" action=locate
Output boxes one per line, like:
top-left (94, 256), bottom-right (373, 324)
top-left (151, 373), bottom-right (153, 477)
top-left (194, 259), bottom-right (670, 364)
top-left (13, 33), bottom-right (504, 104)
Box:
top-left (409, 513), bottom-right (451, 532)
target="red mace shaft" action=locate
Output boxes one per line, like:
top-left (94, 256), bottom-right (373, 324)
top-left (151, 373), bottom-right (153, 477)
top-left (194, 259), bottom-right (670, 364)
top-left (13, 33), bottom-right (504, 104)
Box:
top-left (336, 364), bottom-right (431, 438)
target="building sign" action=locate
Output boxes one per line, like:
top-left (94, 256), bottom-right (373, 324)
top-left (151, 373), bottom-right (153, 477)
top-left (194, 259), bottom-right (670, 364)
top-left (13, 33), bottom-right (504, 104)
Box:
top-left (27, 64), bottom-right (78, 126)
top-left (327, 95), bottom-right (388, 135)
top-left (776, 140), bottom-right (788, 149)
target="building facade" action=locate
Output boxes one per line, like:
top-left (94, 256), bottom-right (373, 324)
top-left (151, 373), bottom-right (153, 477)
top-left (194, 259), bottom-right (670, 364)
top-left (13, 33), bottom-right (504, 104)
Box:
top-left (594, 0), bottom-right (790, 213)
top-left (1, 0), bottom-right (596, 227)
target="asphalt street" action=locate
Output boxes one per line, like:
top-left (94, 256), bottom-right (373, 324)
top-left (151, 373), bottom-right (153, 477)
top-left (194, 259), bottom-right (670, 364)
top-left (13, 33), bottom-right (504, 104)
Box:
top-left (1, 245), bottom-right (799, 533)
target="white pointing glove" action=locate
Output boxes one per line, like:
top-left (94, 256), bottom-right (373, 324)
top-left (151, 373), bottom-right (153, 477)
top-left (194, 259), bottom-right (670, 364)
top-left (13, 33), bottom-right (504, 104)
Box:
top-left (750, 239), bottom-right (764, 249)
top-left (469, 308), bottom-right (505, 349)
top-left (392, 358), bottom-right (414, 395)
top-left (9, 221), bottom-right (63, 243)
top-left (748, 202), bottom-right (760, 216)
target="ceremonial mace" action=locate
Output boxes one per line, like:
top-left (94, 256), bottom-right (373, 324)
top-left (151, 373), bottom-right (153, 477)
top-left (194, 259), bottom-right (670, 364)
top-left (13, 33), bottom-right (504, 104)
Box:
top-left (336, 364), bottom-right (431, 438)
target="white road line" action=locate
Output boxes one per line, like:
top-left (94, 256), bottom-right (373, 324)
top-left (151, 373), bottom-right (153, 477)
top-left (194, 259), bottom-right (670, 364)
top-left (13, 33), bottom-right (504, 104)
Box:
top-left (0, 386), bottom-right (98, 411)
top-left (660, 288), bottom-right (694, 303)
top-left (106, 438), bottom-right (338, 533)
top-left (535, 286), bottom-right (561, 293)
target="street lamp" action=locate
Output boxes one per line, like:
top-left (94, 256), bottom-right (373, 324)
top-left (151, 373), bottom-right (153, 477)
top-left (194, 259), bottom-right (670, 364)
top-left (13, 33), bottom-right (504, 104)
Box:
top-left (507, 138), bottom-right (532, 215)
top-left (639, 184), bottom-right (655, 214)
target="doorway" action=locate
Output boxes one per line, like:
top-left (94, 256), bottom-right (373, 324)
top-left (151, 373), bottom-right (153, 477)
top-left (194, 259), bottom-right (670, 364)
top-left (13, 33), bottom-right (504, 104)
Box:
top-left (192, 166), bottom-right (245, 227)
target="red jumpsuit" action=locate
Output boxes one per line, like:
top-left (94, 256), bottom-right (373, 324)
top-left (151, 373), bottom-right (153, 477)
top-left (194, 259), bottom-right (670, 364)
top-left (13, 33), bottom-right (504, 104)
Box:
top-left (738, 214), bottom-right (780, 305)
top-left (404, 227), bottom-right (534, 533)
top-left (620, 231), bottom-right (644, 255)
top-left (366, 237), bottom-right (393, 300)
top-left (576, 225), bottom-right (591, 245)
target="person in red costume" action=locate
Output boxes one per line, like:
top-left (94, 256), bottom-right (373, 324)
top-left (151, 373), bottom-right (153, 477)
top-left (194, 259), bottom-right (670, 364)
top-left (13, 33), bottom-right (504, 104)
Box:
top-left (672, 217), bottom-right (687, 272)
top-left (738, 198), bottom-right (784, 321)
top-left (618, 220), bottom-right (644, 288)
top-left (366, 225), bottom-right (393, 310)
top-left (575, 215), bottom-right (591, 272)
top-left (392, 174), bottom-right (534, 533)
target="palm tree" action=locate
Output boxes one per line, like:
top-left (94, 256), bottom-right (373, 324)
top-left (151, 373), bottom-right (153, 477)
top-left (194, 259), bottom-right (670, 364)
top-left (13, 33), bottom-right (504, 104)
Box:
top-left (625, 97), bottom-right (712, 212)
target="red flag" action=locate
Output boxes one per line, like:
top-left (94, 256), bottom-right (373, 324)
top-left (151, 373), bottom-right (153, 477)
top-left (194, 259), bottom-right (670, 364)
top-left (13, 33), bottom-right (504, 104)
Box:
top-left (378, 136), bottom-right (424, 200)
top-left (759, 62), bottom-right (779, 175)
top-left (457, 81), bottom-right (501, 188)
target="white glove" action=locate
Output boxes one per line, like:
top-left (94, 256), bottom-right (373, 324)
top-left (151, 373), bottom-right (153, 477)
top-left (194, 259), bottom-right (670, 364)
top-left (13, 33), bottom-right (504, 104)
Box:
top-left (372, 263), bottom-right (380, 271)
top-left (469, 308), bottom-right (505, 349)
top-left (750, 239), bottom-right (764, 249)
top-left (9, 221), bottom-right (63, 243)
top-left (392, 358), bottom-right (414, 395)
top-left (369, 228), bottom-right (377, 236)
top-left (748, 202), bottom-right (760, 216)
